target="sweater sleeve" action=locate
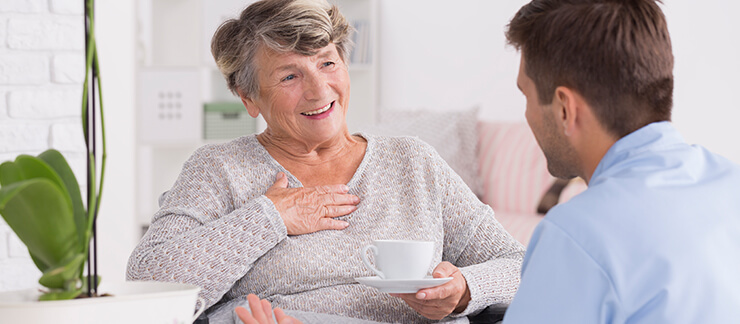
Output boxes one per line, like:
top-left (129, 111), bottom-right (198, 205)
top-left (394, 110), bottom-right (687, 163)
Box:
top-left (454, 206), bottom-right (525, 315)
top-left (424, 141), bottom-right (525, 316)
top-left (126, 146), bottom-right (288, 309)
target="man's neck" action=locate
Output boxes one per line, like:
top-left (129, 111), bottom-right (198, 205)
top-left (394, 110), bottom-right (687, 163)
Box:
top-left (577, 128), bottom-right (617, 184)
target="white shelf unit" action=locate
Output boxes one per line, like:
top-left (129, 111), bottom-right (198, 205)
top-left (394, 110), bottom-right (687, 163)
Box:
top-left (134, 0), bottom-right (379, 227)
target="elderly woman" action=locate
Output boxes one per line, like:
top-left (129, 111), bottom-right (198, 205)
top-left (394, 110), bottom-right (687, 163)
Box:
top-left (126, 0), bottom-right (524, 322)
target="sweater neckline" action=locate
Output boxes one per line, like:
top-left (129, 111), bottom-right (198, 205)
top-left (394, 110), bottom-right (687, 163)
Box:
top-left (249, 132), bottom-right (373, 189)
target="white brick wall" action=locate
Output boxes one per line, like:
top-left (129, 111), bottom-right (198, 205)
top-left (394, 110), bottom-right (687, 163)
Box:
top-left (0, 123), bottom-right (49, 152)
top-left (8, 88), bottom-right (82, 118)
top-left (50, 0), bottom-right (83, 15)
top-left (0, 19), bottom-right (7, 52)
top-left (50, 122), bottom-right (86, 152)
top-left (52, 53), bottom-right (85, 83)
top-left (0, 1), bottom-right (85, 292)
top-left (0, 53), bottom-right (49, 84)
top-left (0, 92), bottom-right (7, 118)
top-left (0, 0), bottom-right (47, 14)
top-left (7, 17), bottom-right (83, 50)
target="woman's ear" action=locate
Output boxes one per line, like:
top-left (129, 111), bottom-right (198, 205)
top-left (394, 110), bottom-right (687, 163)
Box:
top-left (554, 86), bottom-right (578, 137)
top-left (238, 91), bottom-right (261, 118)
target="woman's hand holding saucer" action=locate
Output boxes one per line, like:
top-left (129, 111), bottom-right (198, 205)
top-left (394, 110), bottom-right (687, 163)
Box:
top-left (390, 262), bottom-right (471, 320)
top-left (265, 172), bottom-right (360, 235)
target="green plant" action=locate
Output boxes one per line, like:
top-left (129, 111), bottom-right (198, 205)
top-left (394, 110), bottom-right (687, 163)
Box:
top-left (0, 0), bottom-right (106, 301)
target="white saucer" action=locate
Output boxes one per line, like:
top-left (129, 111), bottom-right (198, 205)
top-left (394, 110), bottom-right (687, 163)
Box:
top-left (354, 276), bottom-right (453, 293)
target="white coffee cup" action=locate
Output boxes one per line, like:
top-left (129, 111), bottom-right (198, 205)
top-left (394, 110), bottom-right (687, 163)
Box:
top-left (361, 240), bottom-right (434, 280)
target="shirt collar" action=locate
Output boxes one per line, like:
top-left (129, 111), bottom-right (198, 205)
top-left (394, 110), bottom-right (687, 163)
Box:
top-left (590, 121), bottom-right (685, 183)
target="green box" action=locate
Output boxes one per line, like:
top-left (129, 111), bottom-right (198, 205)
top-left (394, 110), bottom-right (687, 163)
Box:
top-left (203, 102), bottom-right (256, 140)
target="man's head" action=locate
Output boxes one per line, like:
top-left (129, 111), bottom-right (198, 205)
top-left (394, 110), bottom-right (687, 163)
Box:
top-left (517, 59), bottom-right (582, 179)
top-left (506, 0), bottom-right (674, 139)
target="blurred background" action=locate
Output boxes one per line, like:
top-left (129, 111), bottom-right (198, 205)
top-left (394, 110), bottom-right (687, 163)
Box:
top-left (1, 0), bottom-right (738, 292)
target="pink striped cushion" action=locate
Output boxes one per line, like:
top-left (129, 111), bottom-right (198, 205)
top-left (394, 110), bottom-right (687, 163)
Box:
top-left (477, 121), bottom-right (556, 214)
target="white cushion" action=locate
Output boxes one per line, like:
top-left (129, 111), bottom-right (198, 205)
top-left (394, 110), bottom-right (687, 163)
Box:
top-left (358, 107), bottom-right (481, 196)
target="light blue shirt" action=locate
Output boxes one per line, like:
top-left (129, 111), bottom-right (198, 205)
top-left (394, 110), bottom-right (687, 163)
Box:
top-left (504, 122), bottom-right (740, 323)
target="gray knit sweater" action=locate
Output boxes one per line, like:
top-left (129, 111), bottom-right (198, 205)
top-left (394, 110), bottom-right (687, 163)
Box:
top-left (126, 133), bottom-right (525, 323)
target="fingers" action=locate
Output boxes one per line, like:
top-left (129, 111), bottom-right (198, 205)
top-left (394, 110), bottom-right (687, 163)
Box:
top-left (416, 262), bottom-right (457, 300)
top-left (318, 192), bottom-right (361, 207)
top-left (322, 204), bottom-right (359, 218)
top-left (261, 299), bottom-right (274, 323)
top-left (271, 172), bottom-right (289, 189)
top-left (247, 294), bottom-right (272, 324)
top-left (316, 217), bottom-right (350, 231)
top-left (267, 178), bottom-right (360, 235)
top-left (235, 306), bottom-right (257, 324)
top-left (275, 308), bottom-right (302, 324)
top-left (390, 262), bottom-right (469, 320)
top-left (391, 294), bottom-right (449, 320)
top-left (431, 261), bottom-right (457, 278)
top-left (416, 283), bottom-right (450, 301)
top-left (238, 295), bottom-right (300, 324)
top-left (274, 308), bottom-right (289, 323)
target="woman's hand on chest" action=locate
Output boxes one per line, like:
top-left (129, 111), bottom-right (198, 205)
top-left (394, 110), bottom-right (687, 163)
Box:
top-left (266, 172), bottom-right (361, 235)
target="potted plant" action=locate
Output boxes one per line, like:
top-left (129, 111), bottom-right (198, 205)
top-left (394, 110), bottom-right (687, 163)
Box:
top-left (0, 1), bottom-right (204, 322)
top-left (0, 0), bottom-right (106, 302)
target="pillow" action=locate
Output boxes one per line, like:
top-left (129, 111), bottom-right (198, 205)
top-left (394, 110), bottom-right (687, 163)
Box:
top-left (358, 107), bottom-right (481, 196)
top-left (477, 121), bottom-right (555, 213)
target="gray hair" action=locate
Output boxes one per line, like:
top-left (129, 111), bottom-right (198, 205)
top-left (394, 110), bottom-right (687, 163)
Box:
top-left (211, 0), bottom-right (353, 98)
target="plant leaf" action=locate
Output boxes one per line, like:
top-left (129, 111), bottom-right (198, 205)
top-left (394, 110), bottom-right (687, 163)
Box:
top-left (80, 275), bottom-right (102, 293)
top-left (29, 251), bottom-right (51, 272)
top-left (0, 161), bottom-right (24, 186)
top-left (39, 289), bottom-right (82, 301)
top-left (2, 155), bottom-right (69, 196)
top-left (38, 149), bottom-right (87, 248)
top-left (38, 253), bottom-right (86, 289)
top-left (0, 179), bottom-right (79, 271)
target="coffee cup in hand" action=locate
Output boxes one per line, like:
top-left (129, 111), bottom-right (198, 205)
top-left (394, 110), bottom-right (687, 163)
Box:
top-left (361, 240), bottom-right (434, 280)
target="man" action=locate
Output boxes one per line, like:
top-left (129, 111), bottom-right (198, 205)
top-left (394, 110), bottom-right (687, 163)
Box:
top-left (503, 0), bottom-right (740, 323)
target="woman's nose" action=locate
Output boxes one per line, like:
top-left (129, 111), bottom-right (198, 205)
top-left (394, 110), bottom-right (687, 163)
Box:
top-left (303, 72), bottom-right (329, 100)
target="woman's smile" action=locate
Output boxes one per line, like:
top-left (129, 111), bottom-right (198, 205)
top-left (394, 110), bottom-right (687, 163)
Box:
top-left (300, 101), bottom-right (335, 119)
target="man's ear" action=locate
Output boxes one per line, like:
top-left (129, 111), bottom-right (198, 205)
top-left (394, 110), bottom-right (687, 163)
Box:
top-left (553, 86), bottom-right (578, 137)
top-left (238, 91), bottom-right (261, 118)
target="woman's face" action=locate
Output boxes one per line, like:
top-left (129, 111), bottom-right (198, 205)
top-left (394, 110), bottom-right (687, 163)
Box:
top-left (242, 43), bottom-right (351, 148)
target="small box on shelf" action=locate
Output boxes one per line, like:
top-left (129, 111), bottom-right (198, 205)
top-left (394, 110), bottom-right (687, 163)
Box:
top-left (203, 102), bottom-right (256, 140)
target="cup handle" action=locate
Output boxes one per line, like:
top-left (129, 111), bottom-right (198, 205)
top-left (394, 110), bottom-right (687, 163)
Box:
top-left (361, 245), bottom-right (385, 279)
top-left (191, 297), bottom-right (206, 321)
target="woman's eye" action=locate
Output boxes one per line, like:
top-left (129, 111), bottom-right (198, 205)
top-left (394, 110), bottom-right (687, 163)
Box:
top-left (322, 61), bottom-right (335, 68)
top-left (281, 74), bottom-right (296, 82)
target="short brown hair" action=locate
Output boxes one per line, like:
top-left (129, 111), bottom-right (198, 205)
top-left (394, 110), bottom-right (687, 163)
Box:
top-left (506, 0), bottom-right (674, 138)
top-left (211, 0), bottom-right (353, 98)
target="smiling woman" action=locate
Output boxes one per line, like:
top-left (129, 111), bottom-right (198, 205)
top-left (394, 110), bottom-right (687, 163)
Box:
top-left (242, 43), bottom-right (354, 160)
top-left (126, 0), bottom-right (525, 323)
